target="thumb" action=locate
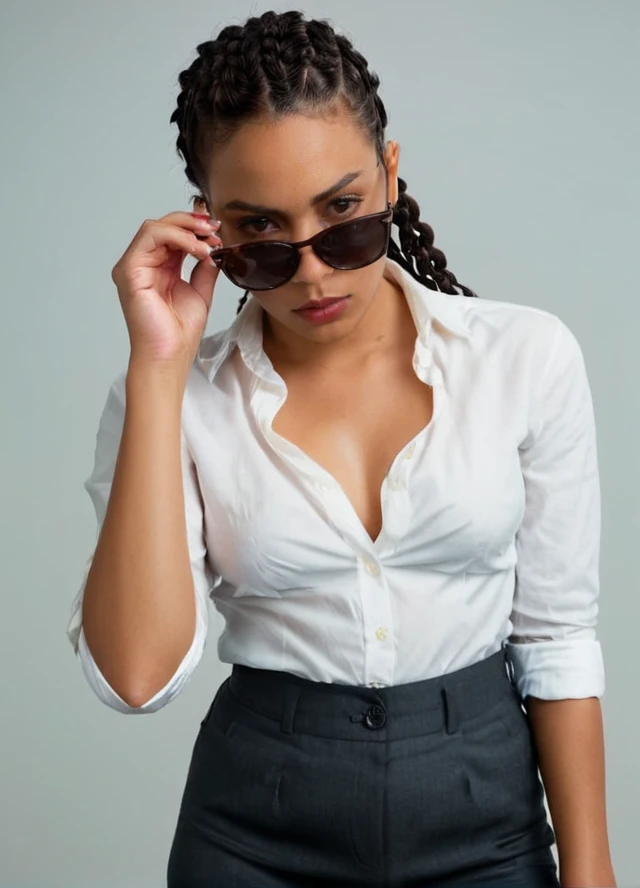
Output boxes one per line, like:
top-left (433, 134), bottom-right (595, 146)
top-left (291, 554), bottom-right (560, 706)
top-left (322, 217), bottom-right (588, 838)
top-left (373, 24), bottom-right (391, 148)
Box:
top-left (189, 253), bottom-right (220, 312)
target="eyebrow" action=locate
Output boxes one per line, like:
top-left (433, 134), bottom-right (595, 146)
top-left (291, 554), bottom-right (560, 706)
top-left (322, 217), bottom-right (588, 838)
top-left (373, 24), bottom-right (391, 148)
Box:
top-left (222, 170), bottom-right (364, 215)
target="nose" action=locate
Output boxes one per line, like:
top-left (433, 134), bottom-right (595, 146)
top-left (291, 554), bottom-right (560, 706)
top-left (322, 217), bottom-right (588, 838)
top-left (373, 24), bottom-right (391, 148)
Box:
top-left (291, 243), bottom-right (334, 285)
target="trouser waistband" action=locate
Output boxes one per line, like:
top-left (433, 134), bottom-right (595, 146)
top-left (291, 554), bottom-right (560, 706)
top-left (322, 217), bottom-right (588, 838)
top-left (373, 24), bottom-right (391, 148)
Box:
top-left (227, 645), bottom-right (519, 741)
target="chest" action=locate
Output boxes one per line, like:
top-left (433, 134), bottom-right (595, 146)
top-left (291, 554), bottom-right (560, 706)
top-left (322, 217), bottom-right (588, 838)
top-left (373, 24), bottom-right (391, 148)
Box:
top-left (270, 358), bottom-right (434, 542)
top-left (197, 344), bottom-right (529, 590)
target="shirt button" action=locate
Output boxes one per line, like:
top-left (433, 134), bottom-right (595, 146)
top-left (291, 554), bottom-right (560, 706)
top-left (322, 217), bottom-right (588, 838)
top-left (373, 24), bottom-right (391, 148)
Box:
top-left (404, 443), bottom-right (416, 460)
top-left (375, 626), bottom-right (388, 641)
top-left (363, 560), bottom-right (380, 577)
top-left (368, 681), bottom-right (386, 688)
top-left (388, 478), bottom-right (405, 491)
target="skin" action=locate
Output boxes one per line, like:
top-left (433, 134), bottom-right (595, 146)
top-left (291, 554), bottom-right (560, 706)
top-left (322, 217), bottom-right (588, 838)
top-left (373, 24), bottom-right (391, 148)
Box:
top-left (195, 107), bottom-right (615, 886)
top-left (199, 107), bottom-right (436, 544)
top-left (201, 108), bottom-right (402, 367)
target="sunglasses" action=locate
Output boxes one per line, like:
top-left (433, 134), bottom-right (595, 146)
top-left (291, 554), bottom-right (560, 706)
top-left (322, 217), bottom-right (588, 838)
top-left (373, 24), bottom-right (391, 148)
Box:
top-left (207, 203), bottom-right (394, 291)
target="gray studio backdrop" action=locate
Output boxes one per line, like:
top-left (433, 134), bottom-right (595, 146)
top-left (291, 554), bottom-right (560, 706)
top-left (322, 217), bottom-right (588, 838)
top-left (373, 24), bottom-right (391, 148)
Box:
top-left (1, 1), bottom-right (637, 886)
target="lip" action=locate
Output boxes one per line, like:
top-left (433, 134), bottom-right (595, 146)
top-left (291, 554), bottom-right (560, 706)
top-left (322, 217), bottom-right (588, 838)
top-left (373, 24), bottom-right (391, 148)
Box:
top-left (294, 295), bottom-right (350, 325)
top-left (295, 296), bottom-right (345, 311)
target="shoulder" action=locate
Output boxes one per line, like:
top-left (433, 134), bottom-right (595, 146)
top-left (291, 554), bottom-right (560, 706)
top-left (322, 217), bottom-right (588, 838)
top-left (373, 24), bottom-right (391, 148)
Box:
top-left (453, 293), bottom-right (581, 371)
top-left (459, 292), bottom-right (561, 339)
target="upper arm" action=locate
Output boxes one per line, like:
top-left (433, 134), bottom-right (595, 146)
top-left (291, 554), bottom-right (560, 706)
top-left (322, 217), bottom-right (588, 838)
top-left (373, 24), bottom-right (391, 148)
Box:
top-left (507, 316), bottom-right (605, 700)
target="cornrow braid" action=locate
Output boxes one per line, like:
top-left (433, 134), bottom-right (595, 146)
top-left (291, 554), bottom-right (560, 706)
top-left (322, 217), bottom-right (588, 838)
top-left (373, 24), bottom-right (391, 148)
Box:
top-left (170, 10), bottom-right (478, 315)
top-left (390, 178), bottom-right (477, 298)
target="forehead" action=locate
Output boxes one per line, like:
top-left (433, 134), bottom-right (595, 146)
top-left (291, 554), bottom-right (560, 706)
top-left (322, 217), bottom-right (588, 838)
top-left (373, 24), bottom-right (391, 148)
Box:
top-left (205, 110), bottom-right (377, 205)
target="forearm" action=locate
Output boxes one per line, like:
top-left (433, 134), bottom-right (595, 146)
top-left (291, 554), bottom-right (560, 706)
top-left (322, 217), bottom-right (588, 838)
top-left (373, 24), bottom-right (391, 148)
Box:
top-left (81, 364), bottom-right (196, 707)
top-left (526, 696), bottom-right (616, 887)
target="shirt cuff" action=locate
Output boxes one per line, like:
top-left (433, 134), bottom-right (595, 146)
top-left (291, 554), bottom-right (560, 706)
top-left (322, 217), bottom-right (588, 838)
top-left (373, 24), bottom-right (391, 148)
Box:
top-left (73, 618), bottom-right (206, 714)
top-left (505, 638), bottom-right (605, 700)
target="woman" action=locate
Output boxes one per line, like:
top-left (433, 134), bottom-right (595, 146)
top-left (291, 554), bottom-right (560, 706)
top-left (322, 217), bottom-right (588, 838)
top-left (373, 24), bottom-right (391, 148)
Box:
top-left (66, 10), bottom-right (616, 887)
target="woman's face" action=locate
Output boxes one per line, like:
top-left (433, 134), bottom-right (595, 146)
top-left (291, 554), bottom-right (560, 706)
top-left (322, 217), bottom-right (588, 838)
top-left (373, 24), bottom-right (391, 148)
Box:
top-left (202, 107), bottom-right (400, 349)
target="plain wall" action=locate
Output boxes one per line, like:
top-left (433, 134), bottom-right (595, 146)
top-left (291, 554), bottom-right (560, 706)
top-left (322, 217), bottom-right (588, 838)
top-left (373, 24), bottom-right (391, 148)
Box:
top-left (1, 0), bottom-right (637, 885)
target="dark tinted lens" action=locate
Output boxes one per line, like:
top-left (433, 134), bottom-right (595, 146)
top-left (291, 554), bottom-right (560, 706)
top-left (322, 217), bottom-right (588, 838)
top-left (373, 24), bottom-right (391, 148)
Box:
top-left (315, 215), bottom-right (390, 269)
top-left (223, 242), bottom-right (299, 289)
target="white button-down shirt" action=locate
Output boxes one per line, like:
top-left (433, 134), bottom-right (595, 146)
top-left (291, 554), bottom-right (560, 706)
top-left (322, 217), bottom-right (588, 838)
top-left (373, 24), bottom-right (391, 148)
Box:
top-left (67, 257), bottom-right (605, 713)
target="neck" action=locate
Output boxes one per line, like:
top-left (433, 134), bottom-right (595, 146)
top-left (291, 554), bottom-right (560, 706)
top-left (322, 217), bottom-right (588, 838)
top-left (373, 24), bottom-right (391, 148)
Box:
top-left (261, 268), bottom-right (415, 374)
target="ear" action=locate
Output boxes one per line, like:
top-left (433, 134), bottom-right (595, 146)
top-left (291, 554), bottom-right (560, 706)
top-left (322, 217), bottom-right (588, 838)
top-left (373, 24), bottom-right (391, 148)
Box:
top-left (383, 139), bottom-right (400, 206)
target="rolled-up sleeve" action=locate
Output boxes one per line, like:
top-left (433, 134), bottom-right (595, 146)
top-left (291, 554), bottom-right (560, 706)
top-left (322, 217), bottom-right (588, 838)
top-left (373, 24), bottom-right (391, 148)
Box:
top-left (506, 316), bottom-right (605, 701)
top-left (66, 371), bottom-right (217, 714)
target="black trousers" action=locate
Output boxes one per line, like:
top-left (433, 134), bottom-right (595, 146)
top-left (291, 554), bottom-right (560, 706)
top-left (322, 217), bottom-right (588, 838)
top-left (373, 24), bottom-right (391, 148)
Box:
top-left (167, 647), bottom-right (560, 887)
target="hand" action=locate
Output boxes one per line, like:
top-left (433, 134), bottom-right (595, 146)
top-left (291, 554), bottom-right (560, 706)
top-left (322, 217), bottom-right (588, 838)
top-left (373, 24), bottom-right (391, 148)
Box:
top-left (111, 210), bottom-right (222, 378)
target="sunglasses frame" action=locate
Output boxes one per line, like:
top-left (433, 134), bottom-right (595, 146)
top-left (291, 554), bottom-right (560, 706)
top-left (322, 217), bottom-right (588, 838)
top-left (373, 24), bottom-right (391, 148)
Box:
top-left (209, 201), bottom-right (394, 291)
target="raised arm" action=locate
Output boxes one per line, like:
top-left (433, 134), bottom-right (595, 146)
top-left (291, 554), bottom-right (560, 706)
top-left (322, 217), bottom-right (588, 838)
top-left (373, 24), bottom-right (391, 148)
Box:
top-left (67, 209), bottom-right (222, 712)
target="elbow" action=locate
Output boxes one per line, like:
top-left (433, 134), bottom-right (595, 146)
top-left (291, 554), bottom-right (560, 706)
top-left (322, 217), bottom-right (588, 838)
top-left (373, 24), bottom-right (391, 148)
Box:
top-left (89, 670), bottom-right (176, 714)
top-left (73, 607), bottom-right (206, 714)
top-left (97, 662), bottom-right (185, 712)
top-left (116, 672), bottom-right (178, 710)
top-left (86, 662), bottom-right (171, 713)
top-left (75, 626), bottom-right (185, 714)
top-left (118, 686), bottom-right (160, 710)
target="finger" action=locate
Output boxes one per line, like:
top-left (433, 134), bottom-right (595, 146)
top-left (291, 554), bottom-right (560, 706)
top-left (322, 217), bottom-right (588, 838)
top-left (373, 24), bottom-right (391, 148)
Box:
top-left (158, 210), bottom-right (221, 236)
top-left (189, 247), bottom-right (221, 309)
top-left (133, 221), bottom-right (215, 265)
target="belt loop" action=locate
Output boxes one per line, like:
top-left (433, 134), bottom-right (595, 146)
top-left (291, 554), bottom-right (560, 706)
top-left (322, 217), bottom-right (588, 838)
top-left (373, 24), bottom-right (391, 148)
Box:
top-left (280, 684), bottom-right (302, 734)
top-left (441, 683), bottom-right (459, 735)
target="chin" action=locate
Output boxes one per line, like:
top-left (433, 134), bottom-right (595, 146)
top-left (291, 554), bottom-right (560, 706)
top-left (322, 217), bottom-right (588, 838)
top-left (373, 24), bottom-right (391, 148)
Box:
top-left (298, 322), bottom-right (354, 342)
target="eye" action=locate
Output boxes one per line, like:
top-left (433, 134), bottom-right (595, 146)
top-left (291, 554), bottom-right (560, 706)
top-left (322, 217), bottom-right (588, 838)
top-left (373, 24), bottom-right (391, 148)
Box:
top-left (237, 216), bottom-right (274, 235)
top-left (236, 195), bottom-right (364, 238)
top-left (331, 195), bottom-right (363, 215)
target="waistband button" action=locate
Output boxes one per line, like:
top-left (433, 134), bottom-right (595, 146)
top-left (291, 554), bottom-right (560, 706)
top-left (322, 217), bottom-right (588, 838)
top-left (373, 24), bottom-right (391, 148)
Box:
top-left (364, 704), bottom-right (387, 729)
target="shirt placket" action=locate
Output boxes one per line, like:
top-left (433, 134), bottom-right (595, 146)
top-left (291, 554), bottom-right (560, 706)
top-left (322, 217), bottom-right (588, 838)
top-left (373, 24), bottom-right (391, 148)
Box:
top-left (246, 332), bottom-right (441, 690)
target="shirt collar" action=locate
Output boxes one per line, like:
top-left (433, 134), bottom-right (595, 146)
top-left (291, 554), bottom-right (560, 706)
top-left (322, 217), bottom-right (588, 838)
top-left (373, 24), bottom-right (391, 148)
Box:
top-left (197, 257), bottom-right (471, 383)
top-left (383, 257), bottom-right (471, 342)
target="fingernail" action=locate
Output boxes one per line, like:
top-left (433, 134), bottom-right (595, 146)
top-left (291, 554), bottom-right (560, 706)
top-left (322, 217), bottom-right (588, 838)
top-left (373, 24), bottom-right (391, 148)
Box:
top-left (192, 213), bottom-right (221, 229)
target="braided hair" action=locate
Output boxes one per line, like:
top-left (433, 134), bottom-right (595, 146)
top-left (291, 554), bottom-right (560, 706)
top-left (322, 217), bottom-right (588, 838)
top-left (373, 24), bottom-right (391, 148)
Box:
top-left (170, 10), bottom-right (478, 314)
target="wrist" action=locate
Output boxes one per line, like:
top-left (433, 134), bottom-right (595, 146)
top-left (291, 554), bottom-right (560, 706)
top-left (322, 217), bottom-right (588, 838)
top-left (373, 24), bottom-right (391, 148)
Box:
top-left (126, 357), bottom-right (189, 400)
